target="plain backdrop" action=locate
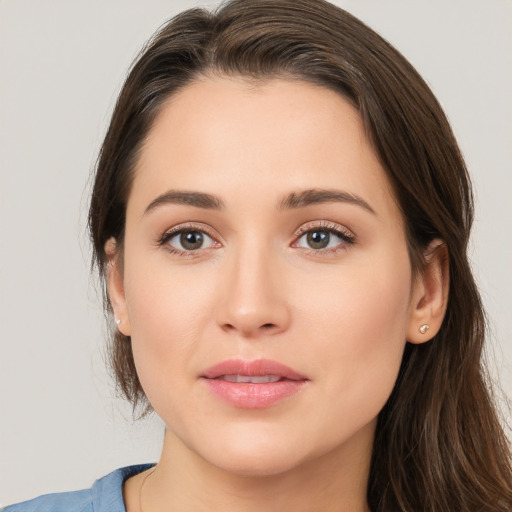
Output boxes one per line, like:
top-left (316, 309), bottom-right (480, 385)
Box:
top-left (1, 0), bottom-right (511, 505)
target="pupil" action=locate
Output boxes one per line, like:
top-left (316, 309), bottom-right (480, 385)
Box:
top-left (307, 230), bottom-right (329, 249)
top-left (181, 231), bottom-right (203, 250)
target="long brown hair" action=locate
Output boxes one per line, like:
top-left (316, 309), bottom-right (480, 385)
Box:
top-left (88, 0), bottom-right (512, 509)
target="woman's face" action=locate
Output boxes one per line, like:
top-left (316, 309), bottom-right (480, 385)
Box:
top-left (111, 77), bottom-right (424, 476)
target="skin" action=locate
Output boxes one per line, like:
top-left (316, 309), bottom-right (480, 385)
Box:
top-left (108, 76), bottom-right (448, 512)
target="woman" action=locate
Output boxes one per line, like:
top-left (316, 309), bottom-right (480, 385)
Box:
top-left (4, 0), bottom-right (511, 510)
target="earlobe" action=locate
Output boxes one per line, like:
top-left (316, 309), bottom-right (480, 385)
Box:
top-left (104, 237), bottom-right (132, 337)
top-left (407, 240), bottom-right (449, 344)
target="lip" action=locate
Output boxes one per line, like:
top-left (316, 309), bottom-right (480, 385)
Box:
top-left (201, 358), bottom-right (309, 409)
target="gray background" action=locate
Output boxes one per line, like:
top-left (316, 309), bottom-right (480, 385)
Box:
top-left (1, 0), bottom-right (511, 505)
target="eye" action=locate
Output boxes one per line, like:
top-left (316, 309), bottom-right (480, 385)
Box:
top-left (294, 223), bottom-right (355, 252)
top-left (296, 230), bottom-right (342, 250)
top-left (298, 230), bottom-right (334, 250)
top-left (163, 229), bottom-right (216, 252)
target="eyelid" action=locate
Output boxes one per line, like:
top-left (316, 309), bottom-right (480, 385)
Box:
top-left (291, 220), bottom-right (356, 254)
top-left (293, 220), bottom-right (355, 240)
top-left (158, 222), bottom-right (222, 254)
top-left (157, 220), bottom-right (355, 256)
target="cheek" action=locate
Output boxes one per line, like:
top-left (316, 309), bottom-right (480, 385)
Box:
top-left (122, 256), bottom-right (218, 401)
top-left (125, 250), bottom-right (215, 335)
top-left (295, 249), bottom-right (412, 429)
top-left (299, 246), bottom-right (412, 348)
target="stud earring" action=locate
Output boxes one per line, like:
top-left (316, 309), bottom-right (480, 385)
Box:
top-left (115, 318), bottom-right (121, 326)
top-left (419, 324), bottom-right (430, 334)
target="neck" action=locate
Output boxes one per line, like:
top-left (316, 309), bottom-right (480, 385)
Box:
top-left (135, 423), bottom-right (374, 512)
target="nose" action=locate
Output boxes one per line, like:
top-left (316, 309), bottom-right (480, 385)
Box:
top-left (216, 243), bottom-right (291, 338)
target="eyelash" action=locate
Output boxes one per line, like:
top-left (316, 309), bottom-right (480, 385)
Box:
top-left (292, 221), bottom-right (356, 255)
top-left (158, 223), bottom-right (219, 258)
top-left (158, 221), bottom-right (355, 257)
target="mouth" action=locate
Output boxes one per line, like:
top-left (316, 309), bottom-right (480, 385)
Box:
top-left (219, 374), bottom-right (284, 383)
top-left (201, 358), bottom-right (309, 409)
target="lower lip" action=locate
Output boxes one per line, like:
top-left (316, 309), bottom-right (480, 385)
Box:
top-left (202, 378), bottom-right (307, 409)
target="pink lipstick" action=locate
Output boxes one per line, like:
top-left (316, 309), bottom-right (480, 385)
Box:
top-left (201, 359), bottom-right (308, 408)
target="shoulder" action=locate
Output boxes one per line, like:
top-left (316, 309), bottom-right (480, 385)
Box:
top-left (2, 464), bottom-right (155, 512)
top-left (1, 489), bottom-right (92, 512)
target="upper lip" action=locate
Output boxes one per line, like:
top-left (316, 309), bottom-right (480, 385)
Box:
top-left (202, 358), bottom-right (308, 381)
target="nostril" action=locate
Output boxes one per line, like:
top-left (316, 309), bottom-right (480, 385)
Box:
top-left (262, 323), bottom-right (275, 329)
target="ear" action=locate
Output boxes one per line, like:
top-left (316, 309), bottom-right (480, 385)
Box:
top-left (104, 237), bottom-right (132, 337)
top-left (407, 239), bottom-right (449, 344)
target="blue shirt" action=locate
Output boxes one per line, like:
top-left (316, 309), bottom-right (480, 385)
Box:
top-left (2, 464), bottom-right (155, 512)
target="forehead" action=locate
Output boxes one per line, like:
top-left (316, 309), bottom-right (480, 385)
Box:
top-left (129, 76), bottom-right (398, 221)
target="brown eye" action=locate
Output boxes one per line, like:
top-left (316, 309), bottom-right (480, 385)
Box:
top-left (295, 226), bottom-right (354, 251)
top-left (180, 231), bottom-right (204, 250)
top-left (167, 230), bottom-right (214, 251)
top-left (306, 230), bottom-right (330, 249)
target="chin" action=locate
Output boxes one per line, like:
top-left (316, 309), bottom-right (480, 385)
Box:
top-left (210, 447), bottom-right (306, 477)
top-left (194, 427), bottom-right (310, 477)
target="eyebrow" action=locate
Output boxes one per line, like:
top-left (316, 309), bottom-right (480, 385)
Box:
top-left (144, 190), bottom-right (225, 215)
top-left (143, 187), bottom-right (375, 215)
top-left (278, 188), bottom-right (376, 214)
